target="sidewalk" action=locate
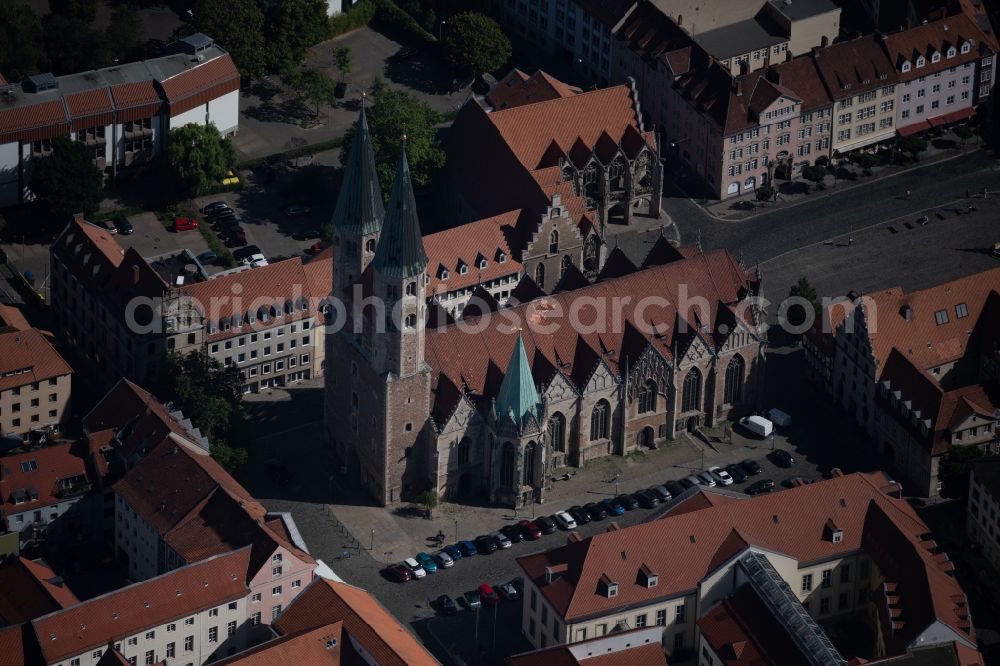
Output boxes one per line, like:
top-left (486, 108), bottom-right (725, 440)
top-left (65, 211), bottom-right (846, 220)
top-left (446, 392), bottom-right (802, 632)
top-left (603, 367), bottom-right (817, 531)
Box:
top-left (689, 130), bottom-right (987, 222)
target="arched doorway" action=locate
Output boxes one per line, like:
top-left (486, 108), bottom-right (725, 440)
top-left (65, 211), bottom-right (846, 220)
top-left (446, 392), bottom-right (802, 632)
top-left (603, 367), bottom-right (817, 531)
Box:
top-left (687, 416), bottom-right (699, 432)
top-left (638, 426), bottom-right (655, 448)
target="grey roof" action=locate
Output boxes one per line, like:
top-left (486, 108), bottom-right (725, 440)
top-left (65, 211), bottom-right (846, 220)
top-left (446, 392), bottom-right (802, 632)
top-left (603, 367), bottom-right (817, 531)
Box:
top-left (768, 0), bottom-right (839, 22)
top-left (693, 16), bottom-right (787, 60)
top-left (330, 109), bottom-right (384, 236)
top-left (372, 148), bottom-right (428, 279)
top-left (181, 32), bottom-right (215, 50)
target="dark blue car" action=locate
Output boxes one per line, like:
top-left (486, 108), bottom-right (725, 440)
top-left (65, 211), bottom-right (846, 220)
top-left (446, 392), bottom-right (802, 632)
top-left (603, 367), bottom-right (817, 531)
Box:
top-left (457, 540), bottom-right (478, 557)
top-left (443, 544), bottom-right (463, 561)
top-left (600, 498), bottom-right (625, 516)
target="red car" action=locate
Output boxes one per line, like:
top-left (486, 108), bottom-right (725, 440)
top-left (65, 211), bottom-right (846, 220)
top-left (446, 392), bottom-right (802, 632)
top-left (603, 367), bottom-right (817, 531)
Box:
top-left (518, 520), bottom-right (541, 541)
top-left (478, 583), bottom-right (500, 607)
top-left (173, 217), bottom-right (199, 232)
top-left (385, 564), bottom-right (411, 583)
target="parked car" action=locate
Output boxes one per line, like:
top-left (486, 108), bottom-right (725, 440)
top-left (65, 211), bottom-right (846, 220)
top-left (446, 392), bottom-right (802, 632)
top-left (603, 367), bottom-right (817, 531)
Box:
top-left (741, 459), bottom-right (763, 476)
top-left (474, 535), bottom-right (498, 555)
top-left (695, 471), bottom-right (717, 488)
top-left (206, 206), bottom-right (234, 220)
top-left (213, 215), bottom-right (239, 231)
top-left (568, 505), bottom-right (591, 525)
top-left (616, 494), bottom-right (639, 510)
top-left (97, 219), bottom-right (117, 234)
top-left (385, 564), bottom-right (411, 583)
top-left (739, 415), bottom-right (774, 438)
top-left (584, 502), bottom-right (608, 521)
top-left (226, 229), bottom-right (247, 246)
top-left (285, 204), bottom-right (312, 217)
top-left (196, 251), bottom-right (217, 264)
top-left (725, 463), bottom-right (748, 484)
top-left (500, 524), bottom-right (524, 544)
top-left (233, 245), bottom-right (262, 262)
top-left (664, 480), bottom-right (685, 497)
top-left (434, 550), bottom-right (454, 569)
top-left (708, 465), bottom-right (734, 486)
top-left (648, 485), bottom-right (672, 502)
top-left (306, 241), bottom-right (324, 255)
top-left (634, 489), bottom-right (658, 509)
top-left (443, 544), bottom-right (463, 561)
top-left (241, 253), bottom-right (268, 267)
top-left (679, 476), bottom-right (698, 490)
top-left (293, 227), bottom-right (322, 241)
top-left (478, 583), bottom-right (500, 607)
top-left (535, 515), bottom-right (557, 535)
top-left (201, 201), bottom-right (229, 213)
top-left (462, 590), bottom-right (481, 610)
top-left (173, 217), bottom-right (199, 232)
top-left (113, 215), bottom-right (133, 234)
top-left (497, 581), bottom-right (519, 601)
top-left (437, 594), bottom-right (458, 615)
top-left (600, 498), bottom-right (625, 516)
top-left (415, 552), bottom-right (438, 573)
top-left (222, 170), bottom-right (239, 186)
top-left (402, 557), bottom-right (425, 579)
top-left (457, 540), bottom-right (478, 557)
top-left (766, 408), bottom-right (792, 428)
top-left (517, 520), bottom-right (542, 540)
top-left (769, 449), bottom-right (795, 468)
top-left (490, 531), bottom-right (512, 549)
top-left (745, 479), bottom-right (776, 495)
top-left (553, 511), bottom-right (577, 530)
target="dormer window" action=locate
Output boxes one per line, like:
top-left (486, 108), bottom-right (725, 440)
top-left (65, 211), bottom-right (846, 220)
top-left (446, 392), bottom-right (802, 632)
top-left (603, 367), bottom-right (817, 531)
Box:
top-left (497, 251), bottom-right (507, 264)
top-left (477, 257), bottom-right (487, 270)
top-left (961, 41), bottom-right (971, 54)
top-left (947, 46), bottom-right (956, 58)
top-left (437, 264), bottom-right (450, 280)
top-left (931, 51), bottom-right (941, 63)
top-left (459, 263), bottom-right (469, 275)
top-left (902, 61), bottom-right (911, 72)
top-left (916, 56), bottom-right (925, 67)
top-left (832, 529), bottom-right (844, 543)
top-left (600, 573), bottom-right (618, 598)
top-left (607, 582), bottom-right (618, 597)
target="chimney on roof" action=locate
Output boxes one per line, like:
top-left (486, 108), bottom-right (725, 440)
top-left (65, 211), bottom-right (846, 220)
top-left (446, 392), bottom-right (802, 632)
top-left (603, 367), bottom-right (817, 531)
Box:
top-left (545, 563), bottom-right (568, 584)
top-left (607, 522), bottom-right (620, 532)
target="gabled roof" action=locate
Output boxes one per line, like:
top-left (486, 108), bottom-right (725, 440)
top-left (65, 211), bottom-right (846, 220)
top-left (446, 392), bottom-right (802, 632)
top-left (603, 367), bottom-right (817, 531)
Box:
top-left (331, 109), bottom-right (384, 236)
top-left (487, 69), bottom-right (582, 110)
top-left (0, 557), bottom-right (79, 625)
top-left (371, 149), bottom-right (428, 279)
top-left (0, 303), bottom-right (31, 330)
top-left (0, 443), bottom-right (91, 515)
top-left (274, 578), bottom-right (438, 666)
top-left (0, 327), bottom-right (73, 392)
top-left (32, 549), bottom-right (251, 664)
top-left (423, 210), bottom-right (521, 295)
top-left (883, 13), bottom-right (994, 79)
top-left (811, 33), bottom-right (899, 98)
top-left (214, 622), bottom-right (343, 664)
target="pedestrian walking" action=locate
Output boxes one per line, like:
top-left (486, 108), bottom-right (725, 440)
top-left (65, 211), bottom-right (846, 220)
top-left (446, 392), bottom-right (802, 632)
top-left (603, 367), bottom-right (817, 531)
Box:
top-left (848, 235), bottom-right (854, 246)
top-left (905, 189), bottom-right (911, 198)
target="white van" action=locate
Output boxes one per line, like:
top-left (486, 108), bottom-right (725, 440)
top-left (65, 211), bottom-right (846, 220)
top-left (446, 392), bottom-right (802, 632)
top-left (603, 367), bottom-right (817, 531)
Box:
top-left (766, 408), bottom-right (792, 428)
top-left (739, 415), bottom-right (773, 438)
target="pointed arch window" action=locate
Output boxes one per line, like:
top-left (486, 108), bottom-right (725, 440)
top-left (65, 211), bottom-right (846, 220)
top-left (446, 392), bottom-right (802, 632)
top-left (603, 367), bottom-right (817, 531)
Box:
top-left (524, 441), bottom-right (537, 486)
top-left (500, 442), bottom-right (516, 487)
top-left (560, 255), bottom-right (573, 278)
top-left (583, 235), bottom-right (599, 272)
top-left (365, 238), bottom-right (377, 253)
top-left (638, 379), bottom-right (657, 413)
top-left (548, 413), bottom-right (566, 453)
top-left (590, 400), bottom-right (610, 441)
top-left (681, 368), bottom-right (702, 413)
top-left (724, 355), bottom-right (745, 405)
top-left (549, 230), bottom-right (559, 254)
top-left (535, 262), bottom-right (546, 290)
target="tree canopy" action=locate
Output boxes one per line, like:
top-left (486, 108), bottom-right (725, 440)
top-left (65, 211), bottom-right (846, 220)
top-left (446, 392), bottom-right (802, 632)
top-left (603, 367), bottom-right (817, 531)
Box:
top-left (105, 5), bottom-right (145, 64)
top-left (899, 135), bottom-right (928, 159)
top-left (42, 14), bottom-right (109, 75)
top-left (341, 78), bottom-right (445, 193)
top-left (32, 136), bottom-right (104, 221)
top-left (333, 46), bottom-right (353, 81)
top-left (939, 445), bottom-right (984, 499)
top-left (265, 0), bottom-right (328, 71)
top-left (152, 350), bottom-right (247, 472)
top-left (164, 123), bottom-right (238, 197)
top-left (194, 0), bottom-right (267, 78)
top-left (0, 2), bottom-right (44, 81)
top-left (300, 68), bottom-right (337, 117)
top-left (442, 12), bottom-right (511, 77)
top-left (786, 277), bottom-right (820, 328)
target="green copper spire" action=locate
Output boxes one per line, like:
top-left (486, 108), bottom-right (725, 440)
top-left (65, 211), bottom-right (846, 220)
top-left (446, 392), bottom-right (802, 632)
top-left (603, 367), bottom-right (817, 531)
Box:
top-left (495, 332), bottom-right (542, 429)
top-left (331, 108), bottom-right (384, 235)
top-left (371, 146), bottom-right (428, 279)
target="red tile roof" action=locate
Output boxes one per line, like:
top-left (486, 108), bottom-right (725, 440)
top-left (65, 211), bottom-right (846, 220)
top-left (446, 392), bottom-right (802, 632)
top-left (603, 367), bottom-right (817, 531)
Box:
top-left (63, 87), bottom-right (115, 131)
top-left (159, 54), bottom-right (240, 116)
top-left (109, 81), bottom-right (163, 122)
top-left (0, 443), bottom-right (90, 516)
top-left (274, 578), bottom-right (438, 666)
top-left (214, 622), bottom-right (343, 665)
top-left (507, 627), bottom-right (666, 665)
top-left (53, 216), bottom-right (125, 294)
top-left (487, 69), bottom-right (582, 110)
top-left (516, 472), bottom-right (972, 655)
top-left (769, 55), bottom-right (834, 112)
top-left (812, 33), bottom-right (899, 99)
top-left (883, 14), bottom-right (994, 80)
top-left (0, 327), bottom-right (73, 392)
top-left (614, 2), bottom-right (695, 65)
top-left (0, 303), bottom-right (31, 330)
top-left (424, 210), bottom-right (523, 295)
top-left (0, 557), bottom-right (79, 624)
top-left (0, 625), bottom-right (30, 666)
top-left (697, 585), bottom-right (811, 666)
top-left (0, 98), bottom-right (68, 144)
top-left (32, 548), bottom-right (251, 664)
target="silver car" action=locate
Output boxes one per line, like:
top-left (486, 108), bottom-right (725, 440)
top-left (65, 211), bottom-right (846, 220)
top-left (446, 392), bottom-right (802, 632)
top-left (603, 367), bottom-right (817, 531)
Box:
top-left (553, 511), bottom-right (577, 530)
top-left (491, 531), bottom-right (512, 549)
top-left (434, 550), bottom-right (454, 568)
top-left (696, 471), bottom-right (717, 487)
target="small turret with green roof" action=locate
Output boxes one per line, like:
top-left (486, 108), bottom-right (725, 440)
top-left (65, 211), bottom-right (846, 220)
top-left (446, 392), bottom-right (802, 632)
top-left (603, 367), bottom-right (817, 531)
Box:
top-left (495, 332), bottom-right (543, 431)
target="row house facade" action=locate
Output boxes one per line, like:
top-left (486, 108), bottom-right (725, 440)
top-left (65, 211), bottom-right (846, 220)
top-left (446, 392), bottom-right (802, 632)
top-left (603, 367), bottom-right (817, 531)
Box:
top-left (0, 34), bottom-right (239, 208)
top-left (517, 472), bottom-right (978, 662)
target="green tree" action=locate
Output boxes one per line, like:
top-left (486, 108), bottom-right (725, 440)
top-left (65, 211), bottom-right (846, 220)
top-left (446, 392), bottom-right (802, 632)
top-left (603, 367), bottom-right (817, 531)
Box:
top-left (898, 135), bottom-right (928, 160)
top-left (953, 124), bottom-right (974, 148)
top-left (43, 14), bottom-right (110, 74)
top-left (266, 0), bottom-right (328, 71)
top-left (105, 5), bottom-right (145, 64)
top-left (786, 277), bottom-right (820, 328)
top-left (194, 0), bottom-right (267, 78)
top-left (755, 184), bottom-right (776, 202)
top-left (152, 350), bottom-right (247, 472)
top-left (416, 490), bottom-right (438, 517)
top-left (165, 123), bottom-right (238, 197)
top-left (342, 78), bottom-right (445, 192)
top-left (300, 67), bottom-right (337, 117)
top-left (32, 136), bottom-right (104, 220)
top-left (333, 46), bottom-right (352, 82)
top-left (0, 2), bottom-right (44, 81)
top-left (802, 165), bottom-right (826, 183)
top-left (49, 0), bottom-right (100, 22)
top-left (441, 11), bottom-right (511, 77)
top-left (939, 445), bottom-right (985, 499)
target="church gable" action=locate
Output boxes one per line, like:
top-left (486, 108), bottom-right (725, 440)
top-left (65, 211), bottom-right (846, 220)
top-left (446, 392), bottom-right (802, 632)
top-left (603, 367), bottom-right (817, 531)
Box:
top-left (717, 317), bottom-right (757, 355)
top-left (628, 344), bottom-right (671, 398)
top-left (439, 393), bottom-right (480, 435)
top-left (679, 333), bottom-right (713, 366)
top-left (543, 371), bottom-right (578, 404)
top-left (522, 195), bottom-right (585, 260)
top-left (584, 360), bottom-right (617, 394)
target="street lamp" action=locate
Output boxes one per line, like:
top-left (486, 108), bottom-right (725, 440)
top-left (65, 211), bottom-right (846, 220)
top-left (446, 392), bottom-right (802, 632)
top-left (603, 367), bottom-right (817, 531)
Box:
top-left (370, 528), bottom-right (375, 552)
top-left (438, 20), bottom-right (446, 41)
top-left (454, 519), bottom-right (458, 543)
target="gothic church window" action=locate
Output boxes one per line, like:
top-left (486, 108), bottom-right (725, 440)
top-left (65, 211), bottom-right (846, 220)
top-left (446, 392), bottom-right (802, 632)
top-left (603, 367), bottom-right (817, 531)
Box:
top-left (724, 355), bottom-right (745, 404)
top-left (682, 368), bottom-right (702, 412)
top-left (501, 442), bottom-right (516, 486)
top-left (524, 441), bottom-right (537, 485)
top-left (548, 413), bottom-right (566, 453)
top-left (535, 263), bottom-right (546, 290)
top-left (591, 400), bottom-right (610, 440)
top-left (549, 230), bottom-right (559, 254)
top-left (638, 380), bottom-right (657, 413)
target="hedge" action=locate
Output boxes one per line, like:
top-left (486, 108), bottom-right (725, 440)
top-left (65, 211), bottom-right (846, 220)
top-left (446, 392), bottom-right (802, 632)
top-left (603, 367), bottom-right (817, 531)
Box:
top-left (372, 0), bottom-right (435, 45)
top-left (328, 1), bottom-right (377, 38)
